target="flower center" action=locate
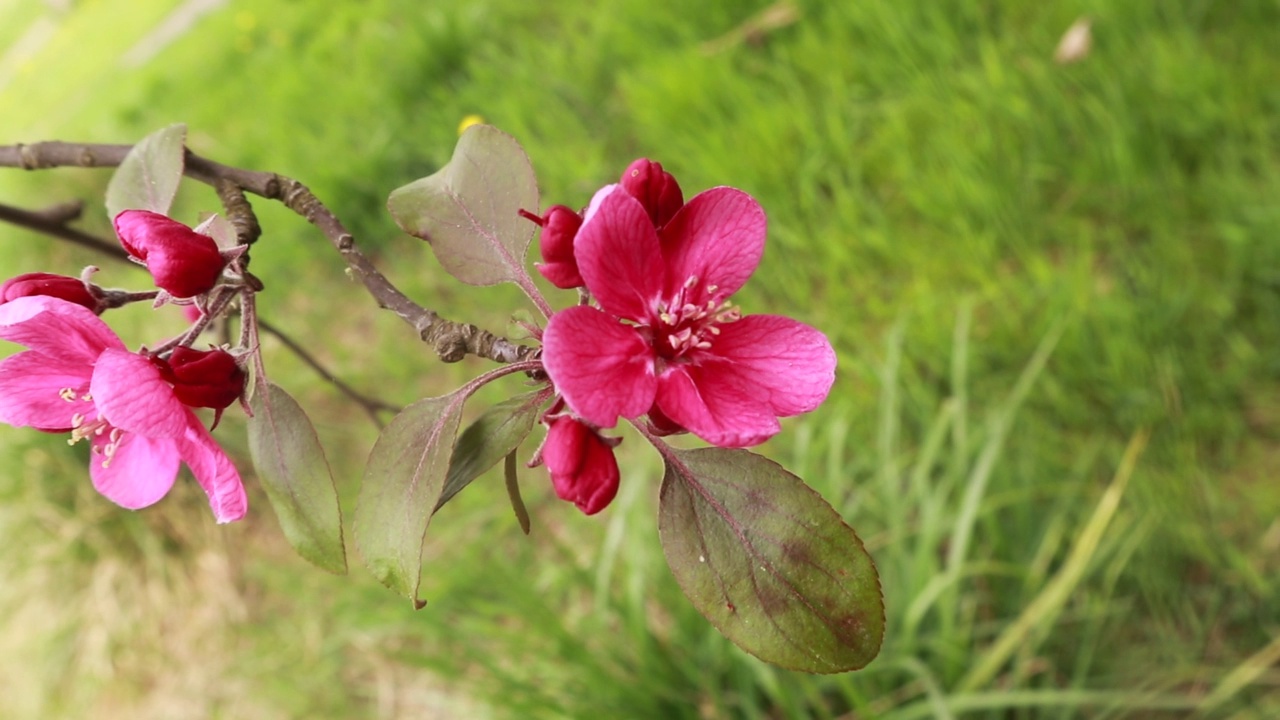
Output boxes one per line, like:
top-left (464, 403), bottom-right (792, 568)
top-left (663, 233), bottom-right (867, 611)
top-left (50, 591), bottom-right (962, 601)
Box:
top-left (651, 275), bottom-right (740, 361)
top-left (60, 386), bottom-right (125, 469)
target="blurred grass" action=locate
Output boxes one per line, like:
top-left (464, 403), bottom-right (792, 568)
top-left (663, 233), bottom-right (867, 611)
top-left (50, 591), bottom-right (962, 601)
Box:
top-left (0, 0), bottom-right (1278, 717)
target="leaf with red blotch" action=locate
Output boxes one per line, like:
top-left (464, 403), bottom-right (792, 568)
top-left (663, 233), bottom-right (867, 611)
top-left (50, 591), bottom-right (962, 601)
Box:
top-left (659, 447), bottom-right (884, 673)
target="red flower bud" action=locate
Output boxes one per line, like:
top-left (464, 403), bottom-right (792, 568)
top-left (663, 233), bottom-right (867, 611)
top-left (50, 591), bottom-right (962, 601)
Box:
top-left (542, 416), bottom-right (620, 515)
top-left (114, 210), bottom-right (227, 298)
top-left (0, 273), bottom-right (100, 313)
top-left (156, 347), bottom-right (245, 427)
top-left (524, 205), bottom-right (585, 289)
top-left (620, 158), bottom-right (683, 228)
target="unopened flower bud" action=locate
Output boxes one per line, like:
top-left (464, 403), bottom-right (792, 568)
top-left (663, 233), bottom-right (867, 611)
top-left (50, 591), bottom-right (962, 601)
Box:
top-left (523, 205), bottom-right (585, 289)
top-left (0, 273), bottom-right (101, 313)
top-left (620, 158), bottom-right (683, 228)
top-left (157, 347), bottom-right (245, 427)
top-left (114, 210), bottom-right (227, 298)
top-left (542, 416), bottom-right (620, 515)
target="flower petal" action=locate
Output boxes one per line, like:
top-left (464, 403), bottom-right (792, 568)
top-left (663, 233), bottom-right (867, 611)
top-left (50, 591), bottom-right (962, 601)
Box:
top-left (0, 352), bottom-right (92, 430)
top-left (575, 185), bottom-right (665, 321)
top-left (91, 349), bottom-right (188, 438)
top-left (542, 306), bottom-right (657, 427)
top-left (659, 187), bottom-right (766, 300)
top-left (178, 413), bottom-right (247, 523)
top-left (655, 364), bottom-right (780, 448)
top-left (0, 295), bottom-right (124, 364)
top-left (89, 432), bottom-right (179, 510)
top-left (708, 314), bottom-right (837, 416)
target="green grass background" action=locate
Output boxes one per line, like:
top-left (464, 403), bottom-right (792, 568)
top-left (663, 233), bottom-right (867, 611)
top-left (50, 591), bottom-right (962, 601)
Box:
top-left (0, 0), bottom-right (1277, 717)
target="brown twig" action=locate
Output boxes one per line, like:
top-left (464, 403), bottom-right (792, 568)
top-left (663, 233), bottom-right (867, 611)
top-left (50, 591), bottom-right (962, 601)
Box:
top-left (0, 140), bottom-right (539, 366)
top-left (0, 201), bottom-right (129, 261)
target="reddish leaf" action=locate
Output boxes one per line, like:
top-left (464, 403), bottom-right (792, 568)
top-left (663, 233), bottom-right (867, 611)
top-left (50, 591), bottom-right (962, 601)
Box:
top-left (659, 447), bottom-right (884, 673)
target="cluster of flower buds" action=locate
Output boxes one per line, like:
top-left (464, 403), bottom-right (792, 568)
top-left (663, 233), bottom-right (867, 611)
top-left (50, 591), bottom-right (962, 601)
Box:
top-left (0, 210), bottom-right (252, 522)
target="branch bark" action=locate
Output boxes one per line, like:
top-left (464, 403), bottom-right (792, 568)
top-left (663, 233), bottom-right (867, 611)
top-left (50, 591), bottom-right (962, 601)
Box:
top-left (0, 141), bottom-right (539, 366)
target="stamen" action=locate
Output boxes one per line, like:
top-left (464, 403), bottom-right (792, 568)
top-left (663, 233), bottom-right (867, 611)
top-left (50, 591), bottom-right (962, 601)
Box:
top-left (684, 275), bottom-right (699, 289)
top-left (59, 388), bottom-right (77, 402)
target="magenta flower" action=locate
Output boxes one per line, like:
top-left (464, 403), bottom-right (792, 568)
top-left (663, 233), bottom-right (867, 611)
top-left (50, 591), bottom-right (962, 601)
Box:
top-left (0, 296), bottom-right (247, 522)
top-left (619, 158), bottom-right (683, 228)
top-left (523, 205), bottom-right (585, 289)
top-left (542, 183), bottom-right (836, 448)
top-left (1, 272), bottom-right (102, 314)
top-left (155, 346), bottom-right (246, 427)
top-left (542, 416), bottom-right (620, 515)
top-left (114, 210), bottom-right (227, 298)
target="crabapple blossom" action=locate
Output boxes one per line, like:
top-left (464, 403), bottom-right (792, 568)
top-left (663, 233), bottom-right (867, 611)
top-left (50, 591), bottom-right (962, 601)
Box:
top-left (522, 204), bottom-right (584, 289)
top-left (541, 415), bottom-right (620, 515)
top-left (541, 176), bottom-right (836, 449)
top-left (0, 295), bottom-right (247, 522)
top-left (1, 272), bottom-right (101, 314)
top-left (113, 209), bottom-right (228, 298)
top-left (619, 158), bottom-right (683, 228)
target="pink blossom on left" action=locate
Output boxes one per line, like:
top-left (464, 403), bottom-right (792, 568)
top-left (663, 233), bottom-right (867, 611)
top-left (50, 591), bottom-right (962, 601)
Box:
top-left (0, 296), bottom-right (247, 522)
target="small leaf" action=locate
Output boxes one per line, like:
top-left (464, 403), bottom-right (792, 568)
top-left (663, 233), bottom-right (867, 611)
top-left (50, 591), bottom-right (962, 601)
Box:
top-left (435, 389), bottom-right (547, 513)
top-left (659, 447), bottom-right (884, 673)
top-left (387, 124), bottom-right (539, 286)
top-left (105, 123), bottom-right (187, 218)
top-left (355, 391), bottom-right (467, 607)
top-left (504, 451), bottom-right (531, 535)
top-left (247, 382), bottom-right (347, 574)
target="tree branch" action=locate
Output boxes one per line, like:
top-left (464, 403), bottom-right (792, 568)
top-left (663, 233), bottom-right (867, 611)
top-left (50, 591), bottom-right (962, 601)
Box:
top-left (0, 141), bottom-right (539, 366)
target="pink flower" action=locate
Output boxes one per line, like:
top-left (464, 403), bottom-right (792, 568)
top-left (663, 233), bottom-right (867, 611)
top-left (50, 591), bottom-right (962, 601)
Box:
top-left (0, 296), bottom-right (247, 522)
top-left (154, 346), bottom-right (246, 427)
top-left (114, 210), bottom-right (227, 298)
top-left (1, 272), bottom-right (101, 314)
top-left (542, 416), bottom-right (620, 515)
top-left (619, 158), bottom-right (683, 228)
top-left (542, 182), bottom-right (836, 448)
top-left (523, 205), bottom-right (585, 289)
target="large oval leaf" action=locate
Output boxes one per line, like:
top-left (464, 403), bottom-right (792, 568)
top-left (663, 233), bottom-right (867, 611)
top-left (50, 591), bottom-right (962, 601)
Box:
top-left (247, 382), bottom-right (347, 574)
top-left (354, 391), bottom-right (467, 607)
top-left (659, 447), bottom-right (884, 673)
top-left (386, 124), bottom-right (539, 286)
top-left (105, 123), bottom-right (187, 218)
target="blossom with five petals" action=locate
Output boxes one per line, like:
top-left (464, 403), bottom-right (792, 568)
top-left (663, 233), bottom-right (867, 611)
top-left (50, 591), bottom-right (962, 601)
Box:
top-left (0, 296), bottom-right (247, 522)
top-left (541, 181), bottom-right (836, 448)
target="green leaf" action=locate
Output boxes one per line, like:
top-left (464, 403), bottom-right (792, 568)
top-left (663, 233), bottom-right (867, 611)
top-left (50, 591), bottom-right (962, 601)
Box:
top-left (105, 123), bottom-right (187, 218)
top-left (355, 391), bottom-right (467, 607)
top-left (386, 124), bottom-right (539, 286)
top-left (658, 447), bottom-right (884, 673)
top-left (246, 382), bottom-right (347, 574)
top-left (434, 389), bottom-right (547, 514)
